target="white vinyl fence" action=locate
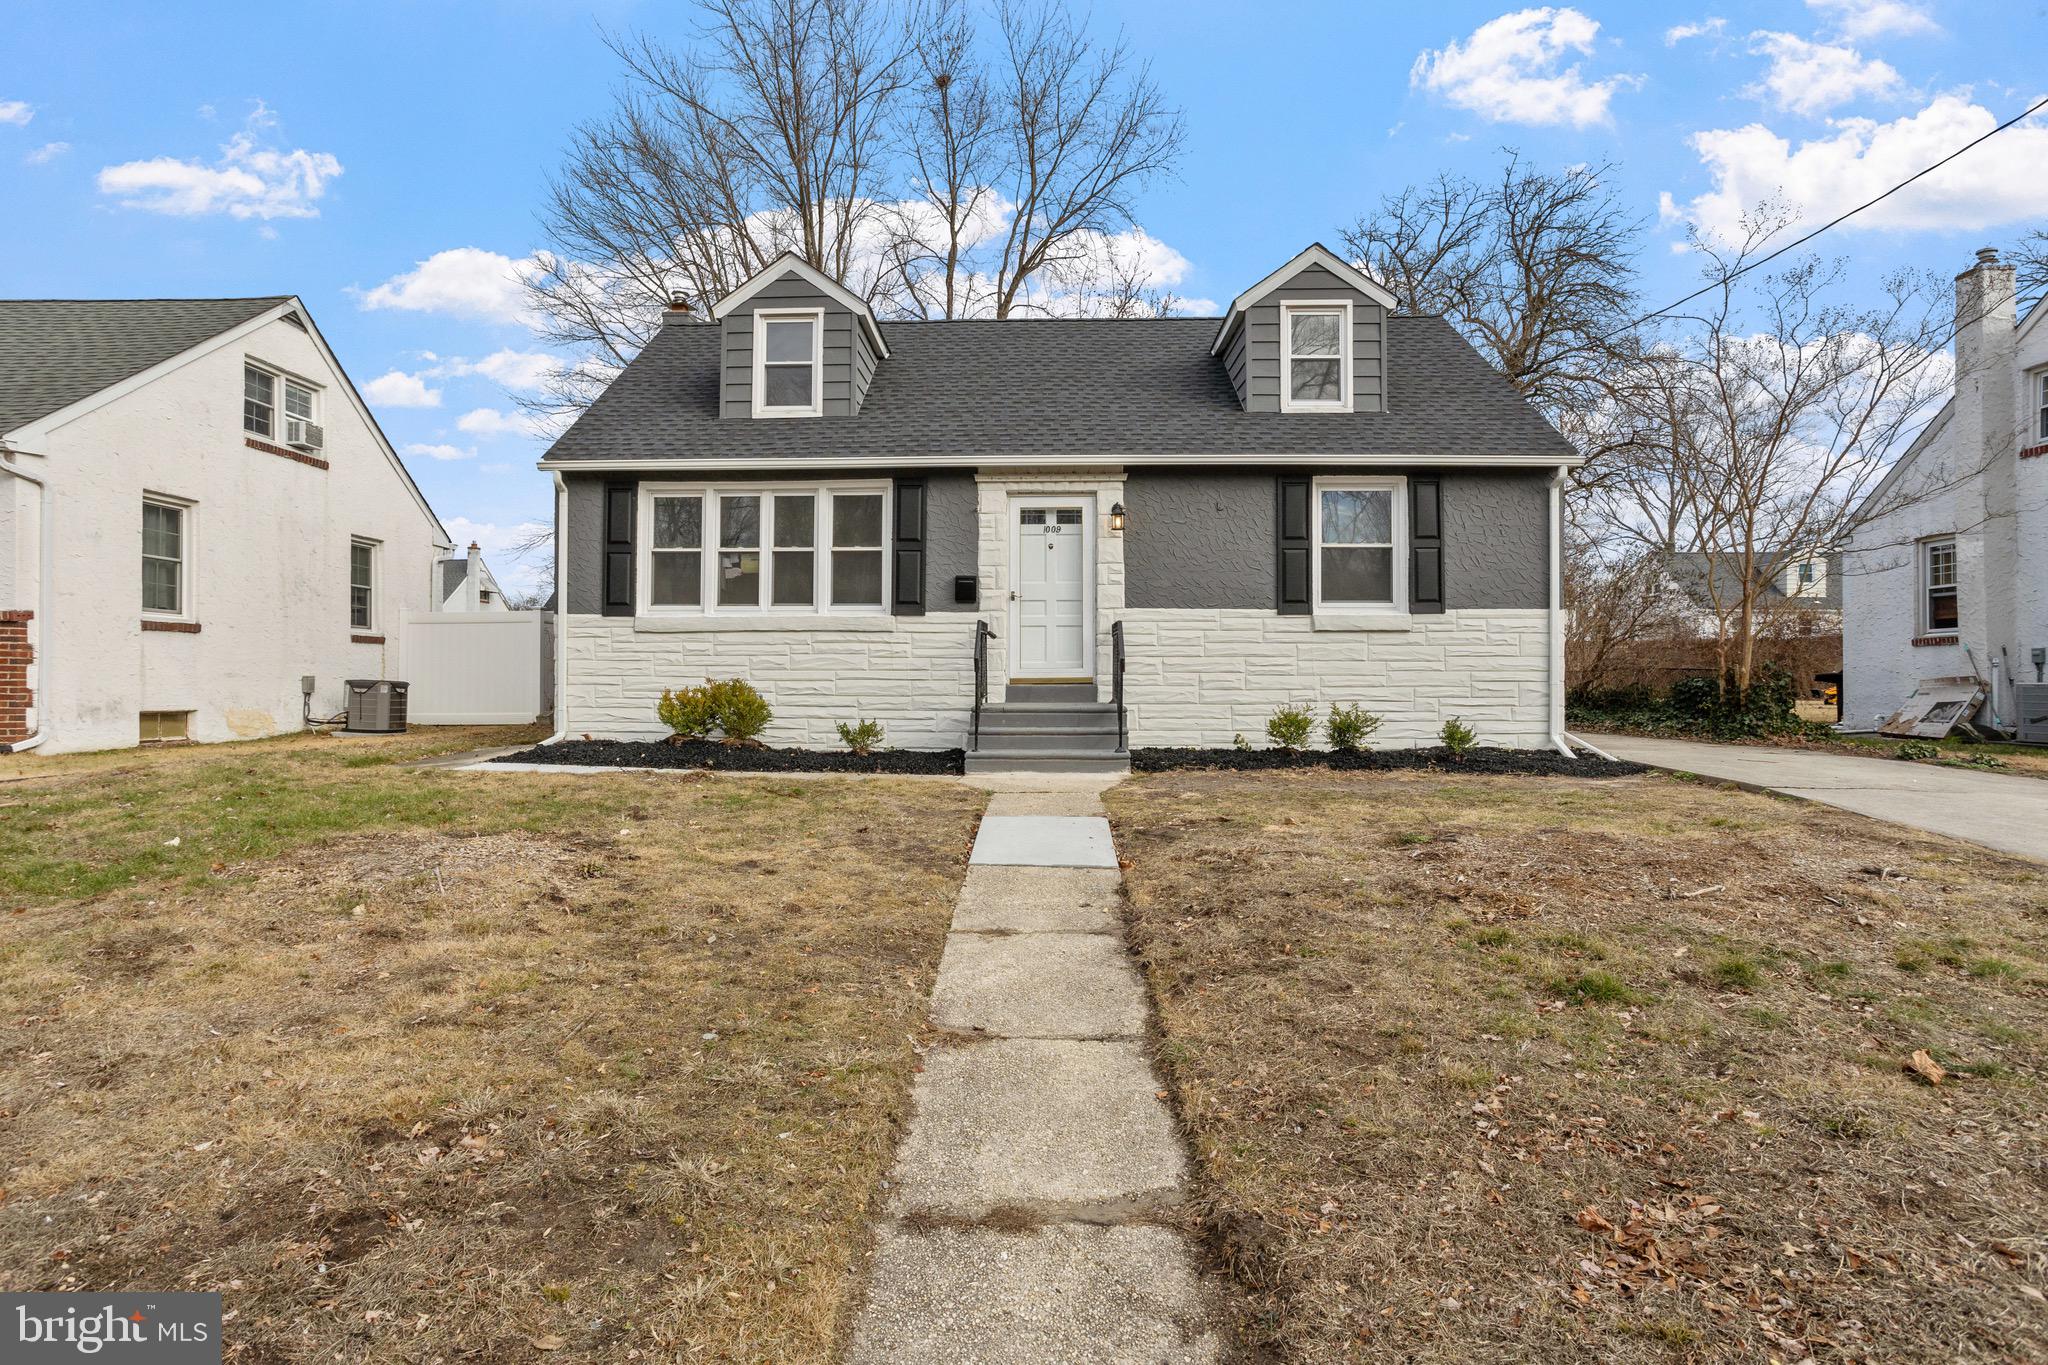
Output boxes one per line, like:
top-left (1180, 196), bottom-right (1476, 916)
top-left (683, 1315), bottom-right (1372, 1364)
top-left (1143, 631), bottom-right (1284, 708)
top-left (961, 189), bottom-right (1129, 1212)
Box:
top-left (400, 610), bottom-right (553, 725)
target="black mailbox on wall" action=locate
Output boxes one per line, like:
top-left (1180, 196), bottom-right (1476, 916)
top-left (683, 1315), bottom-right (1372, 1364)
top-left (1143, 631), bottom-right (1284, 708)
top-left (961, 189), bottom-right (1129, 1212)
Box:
top-left (953, 575), bottom-right (977, 606)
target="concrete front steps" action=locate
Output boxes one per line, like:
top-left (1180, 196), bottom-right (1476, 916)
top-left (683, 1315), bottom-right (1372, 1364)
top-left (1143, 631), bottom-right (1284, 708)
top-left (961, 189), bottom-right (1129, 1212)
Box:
top-left (965, 683), bottom-right (1129, 775)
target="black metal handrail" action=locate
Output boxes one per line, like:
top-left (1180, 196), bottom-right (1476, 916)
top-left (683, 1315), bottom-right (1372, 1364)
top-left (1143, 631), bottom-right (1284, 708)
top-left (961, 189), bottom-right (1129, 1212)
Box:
top-left (971, 619), bottom-right (993, 751)
top-left (1111, 619), bottom-right (1127, 752)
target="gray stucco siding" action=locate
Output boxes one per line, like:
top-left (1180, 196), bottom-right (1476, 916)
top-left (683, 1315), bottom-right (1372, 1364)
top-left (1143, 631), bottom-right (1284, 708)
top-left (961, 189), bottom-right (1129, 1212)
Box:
top-left (1120, 467), bottom-right (1550, 611)
top-left (1240, 263), bottom-right (1385, 413)
top-left (718, 271), bottom-right (865, 418)
top-left (562, 470), bottom-right (978, 616)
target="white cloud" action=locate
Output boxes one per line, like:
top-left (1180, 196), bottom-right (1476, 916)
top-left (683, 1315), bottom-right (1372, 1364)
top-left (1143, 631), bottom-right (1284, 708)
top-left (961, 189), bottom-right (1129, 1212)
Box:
top-left (402, 442), bottom-right (475, 462)
top-left (439, 516), bottom-right (554, 595)
top-left (1663, 94), bottom-right (2048, 242)
top-left (1746, 32), bottom-right (1900, 116)
top-left (0, 100), bottom-right (31, 127)
top-left (24, 141), bottom-right (68, 165)
top-left (456, 406), bottom-right (552, 439)
top-left (362, 370), bottom-right (442, 408)
top-left (1410, 8), bottom-right (1640, 128)
top-left (96, 106), bottom-right (341, 221)
top-left (1806, 0), bottom-right (1938, 41)
top-left (357, 247), bottom-right (535, 325)
top-left (1665, 17), bottom-right (1726, 46)
top-left (436, 348), bottom-right (556, 391)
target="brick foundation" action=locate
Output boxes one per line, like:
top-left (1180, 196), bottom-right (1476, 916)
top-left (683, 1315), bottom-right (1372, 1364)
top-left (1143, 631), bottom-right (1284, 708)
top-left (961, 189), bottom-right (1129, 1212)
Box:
top-left (0, 610), bottom-right (33, 745)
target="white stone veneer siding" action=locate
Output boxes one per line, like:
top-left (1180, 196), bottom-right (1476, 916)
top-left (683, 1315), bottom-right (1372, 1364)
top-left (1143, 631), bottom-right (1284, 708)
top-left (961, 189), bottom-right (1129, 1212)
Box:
top-left (1118, 608), bottom-right (1554, 749)
top-left (564, 613), bottom-right (984, 748)
top-left (564, 606), bottom-right (1555, 751)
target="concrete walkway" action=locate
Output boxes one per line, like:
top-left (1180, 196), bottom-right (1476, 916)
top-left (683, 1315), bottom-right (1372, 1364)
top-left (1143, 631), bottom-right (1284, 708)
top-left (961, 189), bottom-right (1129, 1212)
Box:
top-left (846, 777), bottom-right (1218, 1364)
top-left (1585, 732), bottom-right (2048, 863)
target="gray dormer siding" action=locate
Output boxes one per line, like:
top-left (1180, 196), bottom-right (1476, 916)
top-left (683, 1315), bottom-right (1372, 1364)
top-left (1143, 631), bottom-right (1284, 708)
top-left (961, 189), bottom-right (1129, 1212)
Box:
top-left (719, 269), bottom-right (874, 417)
top-left (1236, 262), bottom-right (1384, 413)
top-left (1223, 322), bottom-right (1248, 407)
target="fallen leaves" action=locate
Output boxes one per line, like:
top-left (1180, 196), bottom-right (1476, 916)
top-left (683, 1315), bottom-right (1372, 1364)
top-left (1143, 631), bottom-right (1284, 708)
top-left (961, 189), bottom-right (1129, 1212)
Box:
top-left (1905, 1049), bottom-right (1947, 1087)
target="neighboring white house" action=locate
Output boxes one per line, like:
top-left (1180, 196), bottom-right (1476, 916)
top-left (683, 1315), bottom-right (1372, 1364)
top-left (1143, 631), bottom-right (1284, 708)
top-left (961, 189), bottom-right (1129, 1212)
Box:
top-left (1843, 248), bottom-right (2048, 731)
top-left (0, 297), bottom-right (456, 754)
top-left (437, 541), bottom-right (511, 612)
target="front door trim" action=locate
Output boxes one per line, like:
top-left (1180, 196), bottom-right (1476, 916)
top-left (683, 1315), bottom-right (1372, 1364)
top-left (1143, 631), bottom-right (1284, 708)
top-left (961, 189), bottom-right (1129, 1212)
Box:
top-left (1007, 492), bottom-right (1096, 680)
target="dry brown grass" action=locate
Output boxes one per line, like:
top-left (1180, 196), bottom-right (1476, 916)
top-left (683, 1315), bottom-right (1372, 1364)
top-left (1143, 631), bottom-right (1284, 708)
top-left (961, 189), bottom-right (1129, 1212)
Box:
top-left (0, 730), bottom-right (983, 1362)
top-left (1107, 770), bottom-right (2048, 1363)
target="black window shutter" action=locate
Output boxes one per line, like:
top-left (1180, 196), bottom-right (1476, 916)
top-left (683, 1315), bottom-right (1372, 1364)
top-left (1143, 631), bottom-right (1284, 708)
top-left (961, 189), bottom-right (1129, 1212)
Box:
top-left (1411, 477), bottom-right (1444, 614)
top-left (892, 478), bottom-right (927, 615)
top-left (603, 482), bottom-right (635, 617)
top-left (1276, 477), bottom-right (1312, 614)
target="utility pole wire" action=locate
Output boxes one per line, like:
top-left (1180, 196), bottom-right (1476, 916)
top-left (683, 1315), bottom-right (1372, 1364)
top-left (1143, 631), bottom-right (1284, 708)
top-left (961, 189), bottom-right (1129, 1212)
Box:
top-left (1609, 92), bottom-right (2048, 345)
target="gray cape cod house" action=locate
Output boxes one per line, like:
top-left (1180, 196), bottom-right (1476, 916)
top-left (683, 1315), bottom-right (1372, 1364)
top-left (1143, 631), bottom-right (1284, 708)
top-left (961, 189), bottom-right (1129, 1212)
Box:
top-left (537, 245), bottom-right (1579, 769)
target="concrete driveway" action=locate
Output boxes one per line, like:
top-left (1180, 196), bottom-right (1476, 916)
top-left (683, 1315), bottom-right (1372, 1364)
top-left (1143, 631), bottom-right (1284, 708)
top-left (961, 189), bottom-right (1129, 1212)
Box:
top-left (1584, 732), bottom-right (2048, 864)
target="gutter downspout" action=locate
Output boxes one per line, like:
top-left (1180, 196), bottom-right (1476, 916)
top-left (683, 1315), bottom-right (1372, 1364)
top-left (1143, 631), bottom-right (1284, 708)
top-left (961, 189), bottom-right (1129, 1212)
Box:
top-left (542, 471), bottom-right (568, 745)
top-left (1547, 464), bottom-right (1572, 757)
top-left (0, 445), bottom-right (53, 752)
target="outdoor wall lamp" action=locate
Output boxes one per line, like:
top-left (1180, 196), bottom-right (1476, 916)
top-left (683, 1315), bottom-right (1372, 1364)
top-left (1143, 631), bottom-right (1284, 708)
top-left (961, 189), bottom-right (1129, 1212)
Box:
top-left (1108, 501), bottom-right (1127, 532)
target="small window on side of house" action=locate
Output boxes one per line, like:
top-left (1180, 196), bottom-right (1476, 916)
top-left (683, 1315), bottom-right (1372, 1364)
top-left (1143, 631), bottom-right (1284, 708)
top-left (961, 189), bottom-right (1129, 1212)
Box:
top-left (2037, 372), bottom-right (2048, 441)
top-left (754, 311), bottom-right (821, 416)
top-left (243, 365), bottom-right (275, 438)
top-left (1922, 537), bottom-right (1958, 633)
top-left (143, 497), bottom-right (187, 616)
top-left (139, 710), bottom-right (191, 743)
top-left (1282, 304), bottom-right (1350, 412)
top-left (1313, 480), bottom-right (1406, 611)
top-left (350, 539), bottom-right (377, 631)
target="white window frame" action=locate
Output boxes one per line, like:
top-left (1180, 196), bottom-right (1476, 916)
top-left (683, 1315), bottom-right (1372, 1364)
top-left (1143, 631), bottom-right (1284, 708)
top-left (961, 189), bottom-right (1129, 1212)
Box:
top-left (1920, 536), bottom-right (1958, 635)
top-left (2035, 370), bottom-right (2048, 441)
top-left (142, 493), bottom-right (195, 621)
top-left (244, 359), bottom-right (320, 441)
top-left (751, 309), bottom-right (826, 418)
top-left (350, 537), bottom-right (380, 632)
top-left (1280, 300), bottom-right (1353, 414)
top-left (637, 481), bottom-right (890, 617)
top-left (1311, 475), bottom-right (1407, 617)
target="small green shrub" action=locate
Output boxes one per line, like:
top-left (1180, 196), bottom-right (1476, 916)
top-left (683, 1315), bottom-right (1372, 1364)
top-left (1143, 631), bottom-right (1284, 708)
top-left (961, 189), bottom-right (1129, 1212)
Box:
top-left (1439, 716), bottom-right (1478, 756)
top-left (1232, 732), bottom-right (1251, 751)
top-left (837, 717), bottom-right (885, 756)
top-left (1326, 703), bottom-right (1383, 752)
top-left (1893, 740), bottom-right (1940, 761)
top-left (706, 678), bottom-right (772, 744)
top-left (1266, 704), bottom-right (1315, 752)
top-left (657, 685), bottom-right (716, 740)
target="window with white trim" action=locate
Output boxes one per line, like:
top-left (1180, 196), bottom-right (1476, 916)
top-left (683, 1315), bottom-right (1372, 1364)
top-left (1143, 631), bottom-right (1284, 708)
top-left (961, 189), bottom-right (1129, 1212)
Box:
top-left (1313, 479), bottom-right (1406, 611)
top-left (641, 483), bottom-right (889, 613)
top-left (1282, 303), bottom-right (1350, 412)
top-left (2036, 371), bottom-right (2048, 440)
top-left (142, 497), bottom-right (188, 616)
top-left (752, 311), bottom-right (822, 416)
top-left (350, 538), bottom-right (378, 630)
top-left (1921, 537), bottom-right (1958, 633)
top-left (243, 363), bottom-right (317, 439)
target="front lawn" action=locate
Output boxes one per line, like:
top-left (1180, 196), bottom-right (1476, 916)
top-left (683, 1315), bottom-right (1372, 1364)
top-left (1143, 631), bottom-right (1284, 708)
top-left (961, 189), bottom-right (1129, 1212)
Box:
top-left (0, 727), bottom-right (984, 1361)
top-left (1108, 770), bottom-right (2047, 1362)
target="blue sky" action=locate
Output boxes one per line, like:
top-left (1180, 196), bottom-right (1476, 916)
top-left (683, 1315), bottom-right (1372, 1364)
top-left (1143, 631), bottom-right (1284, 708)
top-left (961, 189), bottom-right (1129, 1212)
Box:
top-left (5, 1), bottom-right (2043, 591)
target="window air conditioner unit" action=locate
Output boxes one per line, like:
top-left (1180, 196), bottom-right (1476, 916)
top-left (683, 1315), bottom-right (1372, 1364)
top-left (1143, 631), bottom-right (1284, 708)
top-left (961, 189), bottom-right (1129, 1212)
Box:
top-left (286, 419), bottom-right (325, 452)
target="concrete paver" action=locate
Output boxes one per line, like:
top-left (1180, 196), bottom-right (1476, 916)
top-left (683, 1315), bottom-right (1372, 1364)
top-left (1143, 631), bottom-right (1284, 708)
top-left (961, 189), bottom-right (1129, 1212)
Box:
top-left (846, 1224), bottom-right (1221, 1365)
top-left (970, 814), bottom-right (1120, 868)
top-left (886, 1038), bottom-right (1187, 1219)
top-left (953, 866), bottom-right (1121, 934)
top-left (1585, 732), bottom-right (2048, 863)
top-left (929, 932), bottom-right (1148, 1039)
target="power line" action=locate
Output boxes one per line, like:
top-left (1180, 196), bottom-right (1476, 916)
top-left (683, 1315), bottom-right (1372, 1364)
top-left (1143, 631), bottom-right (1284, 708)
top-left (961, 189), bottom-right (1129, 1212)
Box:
top-left (1617, 91), bottom-right (2048, 340)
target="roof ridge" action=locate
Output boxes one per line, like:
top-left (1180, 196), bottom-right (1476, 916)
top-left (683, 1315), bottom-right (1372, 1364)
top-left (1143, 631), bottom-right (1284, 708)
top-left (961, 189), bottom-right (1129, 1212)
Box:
top-left (0, 295), bottom-right (295, 305)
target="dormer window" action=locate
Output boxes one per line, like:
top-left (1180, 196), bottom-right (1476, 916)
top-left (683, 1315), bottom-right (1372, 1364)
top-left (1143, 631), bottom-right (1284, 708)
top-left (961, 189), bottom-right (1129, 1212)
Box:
top-left (754, 310), bottom-right (823, 417)
top-left (1282, 303), bottom-right (1351, 412)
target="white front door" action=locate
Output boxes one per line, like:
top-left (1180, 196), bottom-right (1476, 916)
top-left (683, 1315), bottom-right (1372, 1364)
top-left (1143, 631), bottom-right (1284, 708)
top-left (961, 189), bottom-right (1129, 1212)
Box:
top-left (1012, 501), bottom-right (1090, 678)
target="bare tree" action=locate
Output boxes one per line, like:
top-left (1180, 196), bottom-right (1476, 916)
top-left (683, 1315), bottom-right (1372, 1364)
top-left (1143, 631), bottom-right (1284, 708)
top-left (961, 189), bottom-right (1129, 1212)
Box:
top-left (2008, 227), bottom-right (2048, 312)
top-left (1339, 154), bottom-right (1640, 422)
top-left (526, 0), bottom-right (919, 409)
top-left (1563, 540), bottom-right (1678, 696)
top-left (1582, 208), bottom-right (1956, 695)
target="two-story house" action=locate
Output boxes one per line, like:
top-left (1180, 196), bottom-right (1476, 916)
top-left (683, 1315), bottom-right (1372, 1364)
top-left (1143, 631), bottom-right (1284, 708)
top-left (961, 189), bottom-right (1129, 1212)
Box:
top-left (1844, 248), bottom-right (2048, 732)
top-left (536, 245), bottom-right (1581, 770)
top-left (0, 297), bottom-right (453, 753)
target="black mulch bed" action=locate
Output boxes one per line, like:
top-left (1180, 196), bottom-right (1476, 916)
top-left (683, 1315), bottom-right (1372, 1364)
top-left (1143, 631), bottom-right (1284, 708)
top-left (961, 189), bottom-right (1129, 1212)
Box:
top-left (492, 738), bottom-right (964, 775)
top-left (1131, 746), bottom-right (1647, 777)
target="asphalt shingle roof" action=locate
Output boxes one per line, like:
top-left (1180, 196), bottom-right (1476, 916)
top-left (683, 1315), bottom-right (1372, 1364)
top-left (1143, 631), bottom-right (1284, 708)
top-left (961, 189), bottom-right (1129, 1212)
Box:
top-left (541, 314), bottom-right (1576, 464)
top-left (0, 297), bottom-right (290, 435)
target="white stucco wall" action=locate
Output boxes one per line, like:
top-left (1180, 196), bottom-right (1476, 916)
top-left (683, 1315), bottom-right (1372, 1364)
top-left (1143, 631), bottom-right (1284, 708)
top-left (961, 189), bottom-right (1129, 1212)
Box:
top-left (9, 309), bottom-right (448, 753)
top-left (561, 607), bottom-right (1554, 750)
